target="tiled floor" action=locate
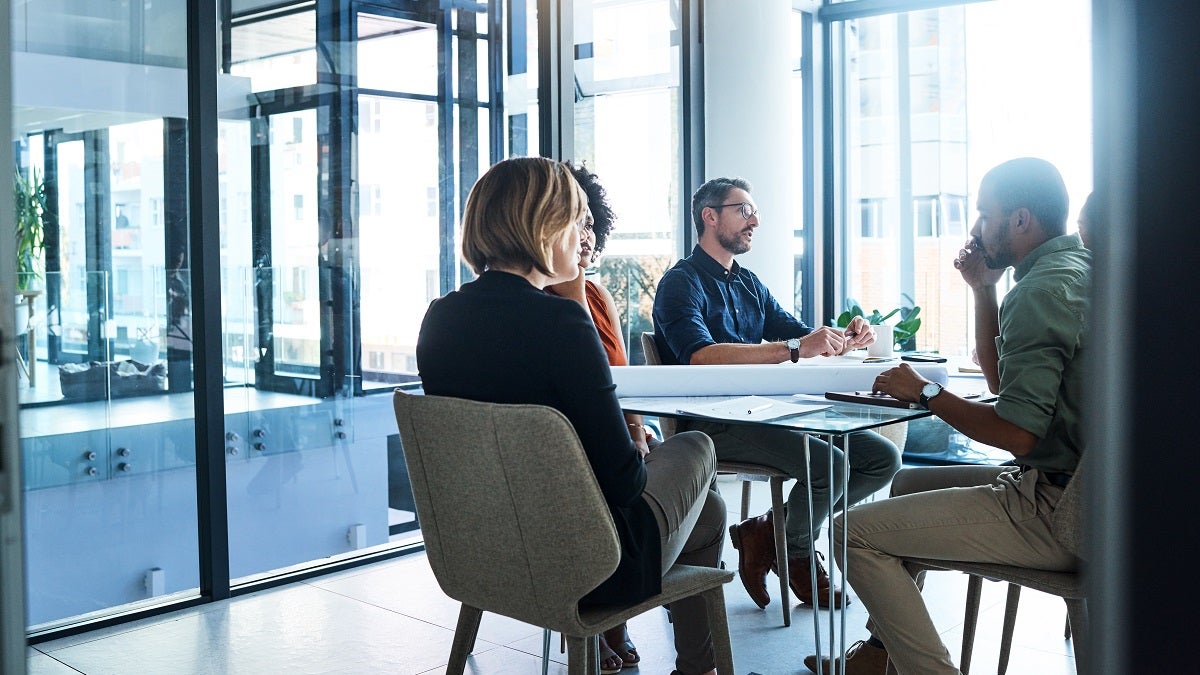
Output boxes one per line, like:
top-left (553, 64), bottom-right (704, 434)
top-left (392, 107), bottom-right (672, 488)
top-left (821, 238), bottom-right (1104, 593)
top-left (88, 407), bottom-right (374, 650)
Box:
top-left (27, 476), bottom-right (1078, 675)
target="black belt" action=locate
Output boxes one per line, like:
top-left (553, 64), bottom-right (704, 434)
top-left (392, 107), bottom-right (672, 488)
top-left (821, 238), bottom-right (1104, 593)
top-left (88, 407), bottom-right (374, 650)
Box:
top-left (1016, 464), bottom-right (1072, 488)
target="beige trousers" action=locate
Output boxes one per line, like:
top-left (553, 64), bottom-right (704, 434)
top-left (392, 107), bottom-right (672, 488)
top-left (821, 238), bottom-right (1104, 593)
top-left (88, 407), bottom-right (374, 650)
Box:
top-left (641, 430), bottom-right (726, 675)
top-left (833, 464), bottom-right (1076, 675)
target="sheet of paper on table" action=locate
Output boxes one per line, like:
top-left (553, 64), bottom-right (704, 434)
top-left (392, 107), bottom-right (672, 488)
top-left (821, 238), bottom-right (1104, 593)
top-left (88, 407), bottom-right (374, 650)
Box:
top-left (675, 395), bottom-right (831, 422)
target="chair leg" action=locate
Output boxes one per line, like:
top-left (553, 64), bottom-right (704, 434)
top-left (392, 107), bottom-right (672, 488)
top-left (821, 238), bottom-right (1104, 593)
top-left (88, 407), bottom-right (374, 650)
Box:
top-left (1065, 599), bottom-right (1088, 674)
top-left (542, 628), bottom-right (552, 675)
top-left (998, 583), bottom-right (1022, 675)
top-left (1064, 612), bottom-right (1072, 640)
top-left (740, 480), bottom-right (752, 521)
top-left (960, 575), bottom-right (983, 675)
top-left (701, 586), bottom-right (737, 675)
top-left (770, 476), bottom-right (790, 626)
top-left (447, 604), bottom-right (483, 674)
top-left (564, 635), bottom-right (591, 675)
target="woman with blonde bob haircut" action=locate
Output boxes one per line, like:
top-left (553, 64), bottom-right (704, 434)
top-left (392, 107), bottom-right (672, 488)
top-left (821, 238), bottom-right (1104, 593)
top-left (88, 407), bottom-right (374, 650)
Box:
top-left (418, 157), bottom-right (728, 675)
top-left (460, 156), bottom-right (588, 277)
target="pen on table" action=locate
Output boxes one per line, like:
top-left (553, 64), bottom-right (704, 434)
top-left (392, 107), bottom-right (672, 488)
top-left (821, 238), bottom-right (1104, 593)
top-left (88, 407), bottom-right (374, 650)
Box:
top-left (746, 403), bottom-right (773, 415)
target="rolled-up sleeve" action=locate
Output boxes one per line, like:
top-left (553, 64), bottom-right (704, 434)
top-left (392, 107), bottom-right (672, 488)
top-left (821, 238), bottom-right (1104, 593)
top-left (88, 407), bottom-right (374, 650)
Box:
top-left (993, 287), bottom-right (1084, 438)
top-left (653, 269), bottom-right (716, 365)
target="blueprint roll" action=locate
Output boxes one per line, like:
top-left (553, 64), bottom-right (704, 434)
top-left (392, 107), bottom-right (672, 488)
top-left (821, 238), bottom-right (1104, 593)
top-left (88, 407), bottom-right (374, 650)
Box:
top-left (610, 358), bottom-right (949, 397)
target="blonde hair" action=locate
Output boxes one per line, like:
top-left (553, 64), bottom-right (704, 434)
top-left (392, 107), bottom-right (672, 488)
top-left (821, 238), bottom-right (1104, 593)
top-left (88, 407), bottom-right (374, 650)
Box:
top-left (461, 157), bottom-right (588, 276)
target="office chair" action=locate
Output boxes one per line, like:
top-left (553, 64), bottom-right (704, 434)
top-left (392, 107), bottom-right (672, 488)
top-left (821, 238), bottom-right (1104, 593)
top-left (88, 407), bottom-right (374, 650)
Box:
top-left (393, 391), bottom-right (737, 675)
top-left (901, 455), bottom-right (1087, 674)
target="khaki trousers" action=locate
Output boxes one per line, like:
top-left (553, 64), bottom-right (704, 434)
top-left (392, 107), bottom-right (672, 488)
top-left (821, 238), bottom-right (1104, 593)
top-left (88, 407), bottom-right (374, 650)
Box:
top-left (642, 430), bottom-right (726, 675)
top-left (833, 464), bottom-right (1076, 675)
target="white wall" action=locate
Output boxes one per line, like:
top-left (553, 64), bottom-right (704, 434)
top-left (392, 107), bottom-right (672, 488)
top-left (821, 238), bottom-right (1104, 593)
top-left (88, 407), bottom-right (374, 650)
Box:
top-left (703, 0), bottom-right (796, 304)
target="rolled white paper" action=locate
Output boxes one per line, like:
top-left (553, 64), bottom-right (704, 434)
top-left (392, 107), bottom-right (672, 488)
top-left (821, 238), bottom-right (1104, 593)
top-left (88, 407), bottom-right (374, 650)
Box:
top-left (610, 359), bottom-right (948, 398)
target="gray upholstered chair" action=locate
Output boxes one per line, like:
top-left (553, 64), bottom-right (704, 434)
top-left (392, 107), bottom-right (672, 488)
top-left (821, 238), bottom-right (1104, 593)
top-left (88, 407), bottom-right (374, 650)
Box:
top-left (900, 454), bottom-right (1088, 674)
top-left (640, 332), bottom-right (792, 626)
top-left (392, 391), bottom-right (737, 675)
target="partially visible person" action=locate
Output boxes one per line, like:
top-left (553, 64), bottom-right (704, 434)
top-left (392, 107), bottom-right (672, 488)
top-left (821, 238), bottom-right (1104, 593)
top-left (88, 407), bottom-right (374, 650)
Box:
top-left (417, 157), bottom-right (727, 675)
top-left (652, 176), bottom-right (901, 611)
top-left (546, 162), bottom-right (655, 670)
top-left (804, 157), bottom-right (1089, 675)
top-left (1077, 190), bottom-right (1101, 249)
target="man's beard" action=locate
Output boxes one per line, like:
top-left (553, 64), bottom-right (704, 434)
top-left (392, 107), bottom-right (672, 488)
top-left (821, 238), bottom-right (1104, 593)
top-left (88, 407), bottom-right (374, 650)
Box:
top-left (717, 227), bottom-right (751, 255)
top-left (982, 225), bottom-right (1013, 269)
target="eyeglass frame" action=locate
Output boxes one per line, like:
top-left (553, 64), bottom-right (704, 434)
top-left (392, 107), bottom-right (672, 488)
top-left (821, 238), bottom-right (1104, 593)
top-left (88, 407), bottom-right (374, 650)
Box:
top-left (707, 201), bottom-right (759, 220)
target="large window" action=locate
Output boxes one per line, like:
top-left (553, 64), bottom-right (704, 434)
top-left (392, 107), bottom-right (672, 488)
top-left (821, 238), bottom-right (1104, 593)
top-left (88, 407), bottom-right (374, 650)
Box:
top-left (571, 0), bottom-right (682, 364)
top-left (829, 0), bottom-right (1092, 354)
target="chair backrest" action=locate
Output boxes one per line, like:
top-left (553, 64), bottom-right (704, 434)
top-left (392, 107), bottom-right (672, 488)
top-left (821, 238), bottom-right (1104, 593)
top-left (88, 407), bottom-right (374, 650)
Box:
top-left (1050, 452), bottom-right (1087, 559)
top-left (393, 391), bottom-right (620, 631)
top-left (639, 332), bottom-right (676, 438)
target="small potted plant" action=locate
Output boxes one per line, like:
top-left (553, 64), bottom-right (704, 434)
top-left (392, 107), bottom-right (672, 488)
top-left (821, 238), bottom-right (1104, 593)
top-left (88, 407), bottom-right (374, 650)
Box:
top-left (835, 296), bottom-right (922, 352)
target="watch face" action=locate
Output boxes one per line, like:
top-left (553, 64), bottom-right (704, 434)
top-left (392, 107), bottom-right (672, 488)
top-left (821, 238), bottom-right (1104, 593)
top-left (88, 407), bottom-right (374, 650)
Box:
top-left (787, 338), bottom-right (800, 349)
top-left (922, 383), bottom-right (942, 398)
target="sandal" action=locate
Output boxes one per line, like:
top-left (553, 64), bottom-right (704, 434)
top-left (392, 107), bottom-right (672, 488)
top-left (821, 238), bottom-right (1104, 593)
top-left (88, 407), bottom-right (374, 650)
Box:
top-left (596, 633), bottom-right (624, 675)
top-left (603, 622), bottom-right (641, 667)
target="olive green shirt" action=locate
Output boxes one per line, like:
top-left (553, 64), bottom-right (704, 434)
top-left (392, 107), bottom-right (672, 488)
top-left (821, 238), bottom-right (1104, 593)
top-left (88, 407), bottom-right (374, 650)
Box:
top-left (993, 233), bottom-right (1091, 474)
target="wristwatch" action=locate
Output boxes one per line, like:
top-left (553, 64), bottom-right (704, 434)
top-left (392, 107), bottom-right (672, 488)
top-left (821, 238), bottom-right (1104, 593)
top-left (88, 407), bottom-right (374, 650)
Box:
top-left (786, 337), bottom-right (801, 363)
top-left (919, 382), bottom-right (944, 409)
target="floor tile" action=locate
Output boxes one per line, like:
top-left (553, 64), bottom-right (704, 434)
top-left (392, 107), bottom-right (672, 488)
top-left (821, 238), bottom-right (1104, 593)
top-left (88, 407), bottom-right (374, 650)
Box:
top-left (26, 468), bottom-right (1078, 675)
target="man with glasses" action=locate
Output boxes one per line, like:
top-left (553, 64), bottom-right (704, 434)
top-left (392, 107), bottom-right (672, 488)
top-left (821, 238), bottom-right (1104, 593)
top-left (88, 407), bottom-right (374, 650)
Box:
top-left (651, 176), bottom-right (902, 610)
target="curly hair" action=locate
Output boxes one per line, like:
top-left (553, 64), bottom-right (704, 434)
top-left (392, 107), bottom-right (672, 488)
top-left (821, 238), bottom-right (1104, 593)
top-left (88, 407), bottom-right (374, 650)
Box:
top-left (566, 162), bottom-right (617, 261)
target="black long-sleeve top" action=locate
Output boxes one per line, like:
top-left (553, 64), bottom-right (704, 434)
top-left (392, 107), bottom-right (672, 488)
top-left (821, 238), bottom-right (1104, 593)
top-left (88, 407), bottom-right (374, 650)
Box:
top-left (416, 270), bottom-right (660, 605)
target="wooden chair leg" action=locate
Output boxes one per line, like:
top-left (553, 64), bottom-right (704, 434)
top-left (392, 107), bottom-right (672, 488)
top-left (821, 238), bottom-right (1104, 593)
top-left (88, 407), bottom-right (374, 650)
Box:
top-left (998, 583), bottom-right (1022, 675)
top-left (447, 604), bottom-right (483, 674)
top-left (959, 575), bottom-right (983, 675)
top-left (770, 476), bottom-right (790, 626)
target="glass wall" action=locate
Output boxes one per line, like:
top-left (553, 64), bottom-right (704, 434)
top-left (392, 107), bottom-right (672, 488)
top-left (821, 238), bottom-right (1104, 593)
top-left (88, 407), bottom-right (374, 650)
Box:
top-left (571, 0), bottom-right (681, 364)
top-left (12, 0), bottom-right (523, 635)
top-left (829, 0), bottom-right (1092, 354)
top-left (12, 0), bottom-right (200, 630)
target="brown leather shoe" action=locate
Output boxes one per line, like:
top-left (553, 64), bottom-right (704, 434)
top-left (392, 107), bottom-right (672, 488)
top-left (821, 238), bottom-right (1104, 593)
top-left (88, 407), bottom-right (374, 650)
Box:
top-left (788, 551), bottom-right (851, 608)
top-left (727, 512), bottom-right (776, 608)
top-left (803, 640), bottom-right (888, 674)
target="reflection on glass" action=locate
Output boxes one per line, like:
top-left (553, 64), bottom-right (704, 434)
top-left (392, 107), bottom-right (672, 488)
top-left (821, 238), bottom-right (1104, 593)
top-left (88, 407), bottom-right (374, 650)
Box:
top-left (229, 9), bottom-right (317, 92)
top-left (358, 13), bottom-right (437, 95)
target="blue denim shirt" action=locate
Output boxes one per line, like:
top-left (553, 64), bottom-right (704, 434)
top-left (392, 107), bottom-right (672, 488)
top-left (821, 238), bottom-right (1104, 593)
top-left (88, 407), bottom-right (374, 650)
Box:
top-left (652, 246), bottom-right (812, 365)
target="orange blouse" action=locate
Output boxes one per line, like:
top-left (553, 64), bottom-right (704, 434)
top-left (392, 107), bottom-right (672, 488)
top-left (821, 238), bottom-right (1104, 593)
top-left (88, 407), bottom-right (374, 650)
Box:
top-left (547, 279), bottom-right (627, 366)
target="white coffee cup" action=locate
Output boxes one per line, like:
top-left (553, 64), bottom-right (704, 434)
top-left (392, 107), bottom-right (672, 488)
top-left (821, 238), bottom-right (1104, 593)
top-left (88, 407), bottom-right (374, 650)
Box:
top-left (867, 325), bottom-right (894, 357)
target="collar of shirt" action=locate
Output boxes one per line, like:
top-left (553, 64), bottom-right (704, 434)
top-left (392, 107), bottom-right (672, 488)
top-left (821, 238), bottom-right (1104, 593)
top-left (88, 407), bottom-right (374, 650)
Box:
top-left (1013, 233), bottom-right (1085, 282)
top-left (685, 245), bottom-right (742, 281)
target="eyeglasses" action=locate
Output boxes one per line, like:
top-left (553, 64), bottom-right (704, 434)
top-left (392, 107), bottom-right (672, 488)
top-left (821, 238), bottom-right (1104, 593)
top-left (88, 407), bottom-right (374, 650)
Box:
top-left (709, 202), bottom-right (759, 220)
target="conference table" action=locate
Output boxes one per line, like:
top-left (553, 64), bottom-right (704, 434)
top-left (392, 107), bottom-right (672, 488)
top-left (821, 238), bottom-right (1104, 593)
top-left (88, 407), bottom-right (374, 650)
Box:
top-left (618, 391), bottom-right (954, 674)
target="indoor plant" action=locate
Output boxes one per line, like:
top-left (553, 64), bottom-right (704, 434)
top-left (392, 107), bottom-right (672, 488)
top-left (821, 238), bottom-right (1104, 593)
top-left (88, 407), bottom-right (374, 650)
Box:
top-left (835, 296), bottom-right (922, 351)
top-left (14, 169), bottom-right (47, 292)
